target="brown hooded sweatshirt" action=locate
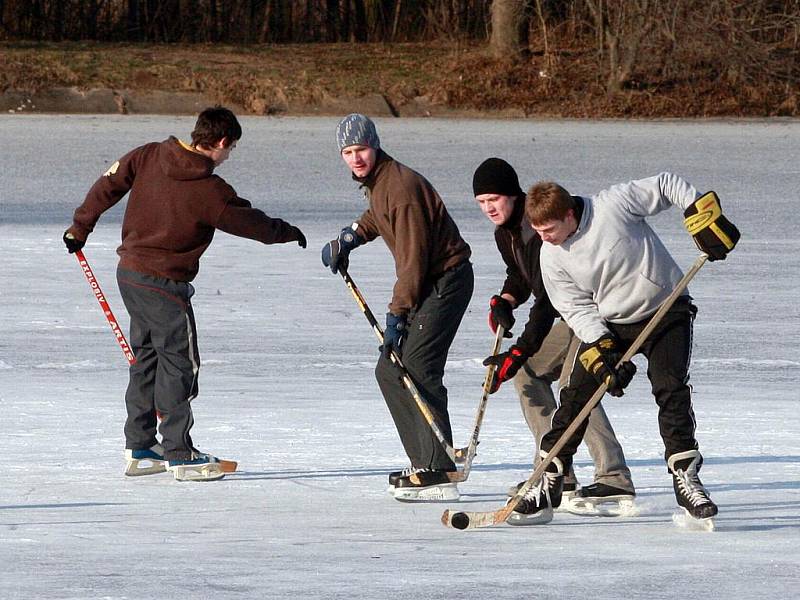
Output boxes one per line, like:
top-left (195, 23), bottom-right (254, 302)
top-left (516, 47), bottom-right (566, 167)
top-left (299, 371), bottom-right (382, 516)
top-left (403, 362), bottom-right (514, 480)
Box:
top-left (353, 150), bottom-right (471, 315)
top-left (69, 136), bottom-right (299, 282)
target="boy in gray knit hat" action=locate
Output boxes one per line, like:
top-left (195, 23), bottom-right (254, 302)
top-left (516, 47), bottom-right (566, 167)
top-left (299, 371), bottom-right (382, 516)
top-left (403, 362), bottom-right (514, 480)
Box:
top-left (335, 113), bottom-right (380, 152)
top-left (323, 113), bottom-right (473, 502)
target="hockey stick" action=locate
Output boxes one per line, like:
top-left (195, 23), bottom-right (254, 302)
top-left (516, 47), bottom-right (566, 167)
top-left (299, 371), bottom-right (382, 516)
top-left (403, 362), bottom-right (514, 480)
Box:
top-left (455, 326), bottom-right (505, 481)
top-left (74, 250), bottom-right (237, 473)
top-left (442, 254), bottom-right (709, 529)
top-left (340, 268), bottom-right (458, 465)
top-left (74, 250), bottom-right (136, 365)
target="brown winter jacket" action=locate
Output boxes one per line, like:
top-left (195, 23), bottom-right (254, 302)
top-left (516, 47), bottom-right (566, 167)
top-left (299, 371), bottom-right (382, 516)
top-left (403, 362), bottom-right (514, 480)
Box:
top-left (353, 150), bottom-right (471, 315)
top-left (69, 137), bottom-right (299, 281)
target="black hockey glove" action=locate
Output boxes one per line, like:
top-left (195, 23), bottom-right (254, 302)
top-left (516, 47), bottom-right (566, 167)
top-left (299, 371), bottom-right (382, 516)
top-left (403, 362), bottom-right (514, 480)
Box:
top-left (321, 225), bottom-right (361, 274)
top-left (578, 335), bottom-right (636, 397)
top-left (63, 229), bottom-right (85, 254)
top-left (288, 226), bottom-right (307, 248)
top-left (483, 345), bottom-right (529, 394)
top-left (382, 312), bottom-right (408, 360)
top-left (488, 295), bottom-right (514, 338)
top-left (683, 191), bottom-right (740, 261)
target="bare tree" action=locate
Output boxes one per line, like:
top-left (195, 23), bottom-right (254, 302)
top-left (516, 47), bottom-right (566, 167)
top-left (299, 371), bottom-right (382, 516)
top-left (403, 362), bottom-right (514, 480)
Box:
top-left (584, 0), bottom-right (659, 94)
top-left (490, 0), bottom-right (530, 60)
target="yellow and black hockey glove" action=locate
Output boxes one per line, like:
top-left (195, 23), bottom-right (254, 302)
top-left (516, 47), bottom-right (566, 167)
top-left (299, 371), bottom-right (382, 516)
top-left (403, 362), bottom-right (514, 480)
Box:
top-left (683, 191), bottom-right (740, 261)
top-left (579, 335), bottom-right (636, 397)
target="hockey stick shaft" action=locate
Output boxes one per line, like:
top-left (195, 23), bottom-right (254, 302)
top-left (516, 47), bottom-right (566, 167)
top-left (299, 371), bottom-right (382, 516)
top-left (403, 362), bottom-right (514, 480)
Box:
top-left (340, 268), bottom-right (457, 463)
top-left (443, 254), bottom-right (709, 529)
top-left (74, 250), bottom-right (136, 365)
top-left (456, 326), bottom-right (505, 481)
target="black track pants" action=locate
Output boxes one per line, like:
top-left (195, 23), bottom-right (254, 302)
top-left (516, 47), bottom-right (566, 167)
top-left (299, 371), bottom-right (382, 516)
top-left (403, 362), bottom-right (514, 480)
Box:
top-left (542, 298), bottom-right (699, 470)
top-left (117, 267), bottom-right (199, 460)
top-left (375, 261), bottom-right (474, 471)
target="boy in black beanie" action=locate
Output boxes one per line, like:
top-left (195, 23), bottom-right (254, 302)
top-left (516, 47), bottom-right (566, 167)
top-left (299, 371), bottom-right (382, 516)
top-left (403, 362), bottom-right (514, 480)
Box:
top-left (473, 157), bottom-right (635, 522)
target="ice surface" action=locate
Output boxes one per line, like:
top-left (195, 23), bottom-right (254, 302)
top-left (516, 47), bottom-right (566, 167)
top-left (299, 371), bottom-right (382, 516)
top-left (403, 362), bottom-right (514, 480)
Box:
top-left (1, 115), bottom-right (799, 599)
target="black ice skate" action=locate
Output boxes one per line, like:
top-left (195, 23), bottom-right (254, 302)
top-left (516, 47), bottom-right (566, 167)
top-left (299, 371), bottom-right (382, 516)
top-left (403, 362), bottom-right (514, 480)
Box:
top-left (387, 466), bottom-right (425, 492)
top-left (507, 457), bottom-right (564, 526)
top-left (668, 449), bottom-right (718, 531)
top-left (568, 482), bottom-right (637, 516)
top-left (393, 469), bottom-right (459, 502)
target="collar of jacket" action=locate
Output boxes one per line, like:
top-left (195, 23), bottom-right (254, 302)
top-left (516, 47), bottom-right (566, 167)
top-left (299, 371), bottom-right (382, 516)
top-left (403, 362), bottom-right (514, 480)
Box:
top-left (498, 193), bottom-right (527, 233)
top-left (352, 149), bottom-right (391, 189)
top-left (572, 196), bottom-right (585, 233)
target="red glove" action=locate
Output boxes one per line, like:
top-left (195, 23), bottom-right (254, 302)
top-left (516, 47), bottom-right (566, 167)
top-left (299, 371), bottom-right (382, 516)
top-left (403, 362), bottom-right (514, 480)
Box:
top-left (483, 345), bottom-right (528, 393)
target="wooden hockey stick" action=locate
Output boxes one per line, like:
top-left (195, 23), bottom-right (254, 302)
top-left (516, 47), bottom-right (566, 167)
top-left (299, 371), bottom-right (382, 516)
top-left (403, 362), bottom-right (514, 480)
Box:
top-left (452, 326), bottom-right (505, 482)
top-left (75, 250), bottom-right (136, 365)
top-left (340, 268), bottom-right (458, 464)
top-left (442, 254), bottom-right (709, 529)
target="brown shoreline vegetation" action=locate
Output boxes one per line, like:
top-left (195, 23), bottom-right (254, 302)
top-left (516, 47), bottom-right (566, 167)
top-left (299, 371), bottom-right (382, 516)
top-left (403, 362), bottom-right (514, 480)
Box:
top-left (1, 39), bottom-right (798, 118)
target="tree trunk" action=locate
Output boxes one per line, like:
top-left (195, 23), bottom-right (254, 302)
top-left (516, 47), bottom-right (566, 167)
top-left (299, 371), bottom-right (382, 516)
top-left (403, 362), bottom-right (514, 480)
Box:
top-left (490, 0), bottom-right (530, 61)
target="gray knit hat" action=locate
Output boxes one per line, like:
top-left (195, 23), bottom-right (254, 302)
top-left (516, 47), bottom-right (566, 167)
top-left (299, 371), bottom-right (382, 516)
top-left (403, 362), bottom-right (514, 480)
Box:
top-left (336, 113), bottom-right (380, 152)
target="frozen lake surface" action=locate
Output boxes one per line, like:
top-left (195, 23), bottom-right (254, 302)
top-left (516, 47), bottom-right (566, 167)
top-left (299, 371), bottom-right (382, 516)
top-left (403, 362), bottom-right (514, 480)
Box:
top-left (1, 114), bottom-right (799, 599)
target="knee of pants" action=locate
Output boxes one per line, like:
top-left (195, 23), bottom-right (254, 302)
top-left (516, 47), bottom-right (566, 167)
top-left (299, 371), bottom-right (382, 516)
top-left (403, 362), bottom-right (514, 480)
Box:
top-left (375, 355), bottom-right (400, 386)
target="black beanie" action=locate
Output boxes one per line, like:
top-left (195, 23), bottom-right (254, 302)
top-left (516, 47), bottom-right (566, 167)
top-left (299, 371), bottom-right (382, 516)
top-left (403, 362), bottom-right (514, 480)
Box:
top-left (472, 158), bottom-right (524, 197)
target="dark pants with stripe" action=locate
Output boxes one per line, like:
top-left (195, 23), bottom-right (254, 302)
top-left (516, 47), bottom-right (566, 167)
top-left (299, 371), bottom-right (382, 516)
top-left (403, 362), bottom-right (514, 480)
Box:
top-left (543, 298), bottom-right (700, 470)
top-left (375, 261), bottom-right (474, 472)
top-left (117, 267), bottom-right (199, 461)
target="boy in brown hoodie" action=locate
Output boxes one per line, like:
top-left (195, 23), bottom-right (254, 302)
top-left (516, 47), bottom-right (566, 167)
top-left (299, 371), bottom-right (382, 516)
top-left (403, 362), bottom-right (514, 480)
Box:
top-left (64, 106), bottom-right (306, 481)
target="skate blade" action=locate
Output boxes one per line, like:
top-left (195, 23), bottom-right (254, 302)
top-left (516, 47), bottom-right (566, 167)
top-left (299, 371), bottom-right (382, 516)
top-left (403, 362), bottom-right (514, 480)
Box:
top-left (393, 484), bottom-right (460, 503)
top-left (169, 464), bottom-right (225, 482)
top-left (124, 459), bottom-right (167, 477)
top-left (507, 507), bottom-right (554, 526)
top-left (566, 497), bottom-right (638, 517)
top-left (552, 491), bottom-right (579, 512)
top-left (672, 508), bottom-right (715, 531)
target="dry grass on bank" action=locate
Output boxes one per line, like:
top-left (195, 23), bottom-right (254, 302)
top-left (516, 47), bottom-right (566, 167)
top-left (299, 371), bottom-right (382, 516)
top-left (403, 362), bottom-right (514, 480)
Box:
top-left (1, 40), bottom-right (797, 117)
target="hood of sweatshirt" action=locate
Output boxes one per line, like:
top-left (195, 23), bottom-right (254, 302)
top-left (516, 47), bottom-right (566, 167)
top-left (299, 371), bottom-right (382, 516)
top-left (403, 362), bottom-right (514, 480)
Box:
top-left (158, 136), bottom-right (215, 181)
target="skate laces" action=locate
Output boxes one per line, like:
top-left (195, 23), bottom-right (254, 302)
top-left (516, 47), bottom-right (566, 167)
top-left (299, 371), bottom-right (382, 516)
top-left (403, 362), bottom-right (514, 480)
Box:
top-left (674, 468), bottom-right (711, 507)
top-left (520, 477), bottom-right (550, 508)
top-left (401, 467), bottom-right (429, 477)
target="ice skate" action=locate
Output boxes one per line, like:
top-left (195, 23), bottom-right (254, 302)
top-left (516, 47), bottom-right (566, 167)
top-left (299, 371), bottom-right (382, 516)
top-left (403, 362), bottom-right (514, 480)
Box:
top-left (124, 444), bottom-right (166, 476)
top-left (167, 451), bottom-right (225, 482)
top-left (506, 457), bottom-right (563, 526)
top-left (553, 481), bottom-right (580, 513)
top-left (387, 466), bottom-right (425, 493)
top-left (567, 482), bottom-right (638, 516)
top-left (668, 450), bottom-right (717, 531)
top-left (392, 469), bottom-right (460, 502)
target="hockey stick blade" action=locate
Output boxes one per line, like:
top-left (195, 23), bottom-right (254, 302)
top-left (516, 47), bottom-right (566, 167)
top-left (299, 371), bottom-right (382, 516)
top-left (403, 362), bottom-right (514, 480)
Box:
top-left (219, 459), bottom-right (238, 473)
top-left (441, 255), bottom-right (709, 530)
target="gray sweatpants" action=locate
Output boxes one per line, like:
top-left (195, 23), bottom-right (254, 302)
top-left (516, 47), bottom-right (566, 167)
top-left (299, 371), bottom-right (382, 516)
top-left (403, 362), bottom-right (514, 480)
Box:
top-left (117, 267), bottom-right (199, 461)
top-left (513, 320), bottom-right (634, 492)
top-left (375, 261), bottom-right (474, 472)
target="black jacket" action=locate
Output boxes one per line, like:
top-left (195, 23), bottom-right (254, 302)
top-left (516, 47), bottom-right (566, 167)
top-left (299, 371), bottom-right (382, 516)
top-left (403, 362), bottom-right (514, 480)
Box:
top-left (494, 196), bottom-right (561, 357)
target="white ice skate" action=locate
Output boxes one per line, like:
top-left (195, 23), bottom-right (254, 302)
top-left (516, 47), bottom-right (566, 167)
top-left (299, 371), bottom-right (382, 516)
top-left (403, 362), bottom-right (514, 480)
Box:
top-left (167, 452), bottom-right (225, 482)
top-left (124, 444), bottom-right (167, 476)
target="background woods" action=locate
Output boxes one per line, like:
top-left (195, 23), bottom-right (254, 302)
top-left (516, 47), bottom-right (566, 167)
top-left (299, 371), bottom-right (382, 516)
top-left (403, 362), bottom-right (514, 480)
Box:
top-left (0, 0), bottom-right (798, 116)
